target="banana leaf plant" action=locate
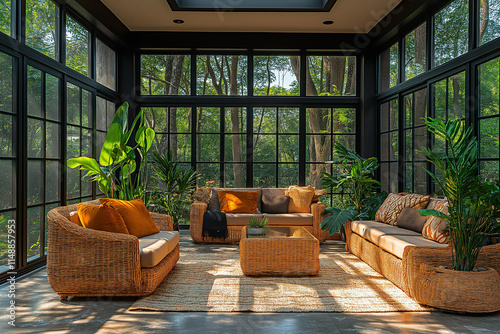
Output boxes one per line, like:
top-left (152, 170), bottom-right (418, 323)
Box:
top-left (320, 142), bottom-right (387, 236)
top-left (67, 102), bottom-right (155, 201)
top-left (418, 118), bottom-right (500, 271)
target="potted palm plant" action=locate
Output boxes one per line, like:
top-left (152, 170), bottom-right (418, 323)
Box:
top-left (417, 117), bottom-right (500, 312)
top-left (320, 143), bottom-right (387, 238)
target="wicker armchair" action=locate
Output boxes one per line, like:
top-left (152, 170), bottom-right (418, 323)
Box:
top-left (190, 201), bottom-right (329, 243)
top-left (46, 200), bottom-right (179, 300)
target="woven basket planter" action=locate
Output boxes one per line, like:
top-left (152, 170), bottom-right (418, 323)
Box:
top-left (414, 264), bottom-right (500, 313)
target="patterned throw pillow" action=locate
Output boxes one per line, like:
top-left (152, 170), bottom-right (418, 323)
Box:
top-left (422, 200), bottom-right (450, 244)
top-left (375, 193), bottom-right (431, 225)
top-left (193, 187), bottom-right (212, 204)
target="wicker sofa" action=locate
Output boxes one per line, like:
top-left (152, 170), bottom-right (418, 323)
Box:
top-left (46, 200), bottom-right (180, 300)
top-left (344, 198), bottom-right (500, 300)
top-left (190, 187), bottom-right (329, 243)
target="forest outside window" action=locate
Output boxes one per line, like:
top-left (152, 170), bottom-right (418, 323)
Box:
top-left (404, 23), bottom-right (427, 81)
top-left (196, 55), bottom-right (247, 95)
top-left (306, 56), bottom-right (356, 96)
top-left (65, 15), bottom-right (90, 76)
top-left (379, 43), bottom-right (398, 91)
top-left (479, 0), bottom-right (500, 45)
top-left (26, 0), bottom-right (57, 59)
top-left (0, 0), bottom-right (13, 37)
top-left (141, 55), bottom-right (191, 95)
top-left (253, 55), bottom-right (299, 96)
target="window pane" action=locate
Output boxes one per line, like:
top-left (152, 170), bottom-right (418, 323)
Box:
top-left (28, 118), bottom-right (43, 158)
top-left (278, 135), bottom-right (299, 162)
top-left (197, 134), bottom-right (219, 162)
top-left (196, 55), bottom-right (247, 95)
top-left (254, 107), bottom-right (276, 133)
top-left (67, 83), bottom-right (80, 125)
top-left (380, 43), bottom-right (398, 91)
top-left (66, 166), bottom-right (80, 199)
top-left (66, 15), bottom-right (89, 76)
top-left (197, 164), bottom-right (219, 187)
top-left (333, 108), bottom-right (356, 133)
top-left (96, 39), bottom-right (116, 90)
top-left (225, 163), bottom-right (246, 188)
top-left (0, 160), bottom-right (14, 209)
top-left (225, 107), bottom-right (246, 133)
top-left (434, 0), bottom-right (469, 67)
top-left (26, 0), bottom-right (56, 59)
top-left (82, 89), bottom-right (92, 128)
top-left (405, 22), bottom-right (427, 81)
top-left (480, 117), bottom-right (499, 158)
top-left (254, 56), bottom-right (299, 96)
top-left (479, 57), bottom-right (500, 117)
top-left (414, 162), bottom-right (428, 194)
top-left (66, 126), bottom-right (80, 159)
top-left (96, 96), bottom-right (107, 131)
top-left (480, 0), bottom-right (500, 45)
top-left (0, 113), bottom-right (14, 157)
top-left (46, 74), bottom-right (60, 121)
top-left (27, 206), bottom-right (42, 261)
top-left (279, 107), bottom-right (299, 133)
top-left (197, 107), bottom-right (220, 133)
top-left (225, 134), bottom-right (246, 162)
top-left (0, 52), bottom-right (13, 113)
top-left (333, 135), bottom-right (356, 160)
top-left (307, 56), bottom-right (356, 96)
top-left (278, 164), bottom-right (298, 187)
top-left (307, 108), bottom-right (331, 134)
top-left (306, 135), bottom-right (331, 162)
top-left (27, 66), bottom-right (42, 117)
top-left (254, 164), bottom-right (276, 187)
top-left (253, 135), bottom-right (276, 162)
top-left (45, 121), bottom-right (60, 159)
top-left (28, 160), bottom-right (43, 205)
top-left (448, 72), bottom-right (466, 119)
top-left (45, 160), bottom-right (60, 202)
top-left (140, 55), bottom-right (191, 95)
top-left (0, 0), bottom-right (12, 36)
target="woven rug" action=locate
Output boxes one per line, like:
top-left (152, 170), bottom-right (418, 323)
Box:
top-left (129, 244), bottom-right (431, 313)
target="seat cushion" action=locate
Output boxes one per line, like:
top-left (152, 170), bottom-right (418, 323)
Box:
top-left (226, 213), bottom-right (263, 226)
top-left (264, 213), bottom-right (313, 226)
top-left (377, 234), bottom-right (449, 259)
top-left (351, 220), bottom-right (421, 245)
top-left (138, 231), bottom-right (180, 268)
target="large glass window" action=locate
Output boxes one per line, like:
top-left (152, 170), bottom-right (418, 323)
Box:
top-left (478, 57), bottom-right (500, 180)
top-left (480, 0), bottom-right (500, 45)
top-left (405, 23), bottom-right (427, 81)
top-left (0, 0), bottom-right (12, 37)
top-left (379, 43), bottom-right (399, 91)
top-left (0, 52), bottom-right (14, 274)
top-left (434, 0), bottom-right (469, 67)
top-left (26, 65), bottom-right (62, 262)
top-left (196, 55), bottom-right (247, 95)
top-left (254, 55), bottom-right (300, 96)
top-left (380, 99), bottom-right (399, 193)
top-left (66, 82), bottom-right (93, 203)
top-left (65, 15), bottom-right (90, 76)
top-left (307, 56), bottom-right (356, 96)
top-left (403, 88), bottom-right (428, 193)
top-left (26, 0), bottom-right (57, 59)
top-left (96, 39), bottom-right (116, 90)
top-left (140, 55), bottom-right (191, 95)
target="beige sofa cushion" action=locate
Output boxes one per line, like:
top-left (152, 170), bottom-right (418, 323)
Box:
top-left (351, 220), bottom-right (420, 245)
top-left (377, 234), bottom-right (449, 259)
top-left (138, 231), bottom-right (180, 268)
top-left (226, 213), bottom-right (263, 226)
top-left (264, 213), bottom-right (313, 226)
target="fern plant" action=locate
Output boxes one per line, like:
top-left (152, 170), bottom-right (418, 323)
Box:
top-left (320, 142), bottom-right (387, 236)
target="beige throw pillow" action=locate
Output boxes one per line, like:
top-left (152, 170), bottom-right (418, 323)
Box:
top-left (286, 186), bottom-right (315, 213)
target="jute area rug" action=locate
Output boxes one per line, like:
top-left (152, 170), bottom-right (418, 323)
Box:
top-left (129, 242), bottom-right (431, 313)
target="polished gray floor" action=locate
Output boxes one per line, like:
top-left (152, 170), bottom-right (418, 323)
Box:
top-left (1, 230), bottom-right (500, 334)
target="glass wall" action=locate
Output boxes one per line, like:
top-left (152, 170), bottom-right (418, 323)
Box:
top-left (379, 99), bottom-right (399, 193)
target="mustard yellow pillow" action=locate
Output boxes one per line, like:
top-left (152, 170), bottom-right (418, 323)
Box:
top-left (218, 190), bottom-right (259, 214)
top-left (68, 210), bottom-right (82, 226)
top-left (286, 186), bottom-right (315, 213)
top-left (77, 203), bottom-right (129, 234)
top-left (99, 198), bottom-right (160, 238)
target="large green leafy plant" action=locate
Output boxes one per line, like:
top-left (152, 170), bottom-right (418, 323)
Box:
top-left (67, 102), bottom-right (155, 200)
top-left (149, 150), bottom-right (200, 227)
top-left (419, 118), bottom-right (500, 271)
top-left (320, 143), bottom-right (387, 236)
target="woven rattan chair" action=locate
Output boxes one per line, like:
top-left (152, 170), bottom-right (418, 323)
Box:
top-left (46, 200), bottom-right (179, 300)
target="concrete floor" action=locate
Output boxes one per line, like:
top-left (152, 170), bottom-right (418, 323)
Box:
top-left (1, 230), bottom-right (500, 334)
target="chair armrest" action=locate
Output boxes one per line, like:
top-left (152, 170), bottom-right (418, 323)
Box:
top-left (149, 212), bottom-right (173, 231)
top-left (190, 201), bottom-right (208, 243)
top-left (46, 211), bottom-right (142, 294)
top-left (311, 202), bottom-right (328, 242)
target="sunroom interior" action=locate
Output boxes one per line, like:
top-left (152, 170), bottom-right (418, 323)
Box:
top-left (1, 0), bottom-right (500, 331)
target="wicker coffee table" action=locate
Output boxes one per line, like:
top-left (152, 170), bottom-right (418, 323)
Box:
top-left (239, 226), bottom-right (320, 276)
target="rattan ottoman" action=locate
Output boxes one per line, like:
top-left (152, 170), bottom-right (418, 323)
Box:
top-left (239, 226), bottom-right (320, 276)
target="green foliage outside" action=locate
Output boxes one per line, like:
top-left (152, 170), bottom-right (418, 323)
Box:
top-left (419, 118), bottom-right (500, 271)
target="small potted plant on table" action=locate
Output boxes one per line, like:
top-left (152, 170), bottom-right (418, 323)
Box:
top-left (247, 217), bottom-right (269, 236)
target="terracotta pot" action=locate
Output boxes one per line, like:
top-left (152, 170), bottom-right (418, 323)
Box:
top-left (414, 264), bottom-right (500, 313)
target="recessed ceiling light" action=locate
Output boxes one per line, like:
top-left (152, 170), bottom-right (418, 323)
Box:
top-left (323, 20), bottom-right (334, 25)
top-left (173, 19), bottom-right (184, 24)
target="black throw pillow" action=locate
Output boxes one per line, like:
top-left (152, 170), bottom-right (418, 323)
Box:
top-left (261, 195), bottom-right (290, 214)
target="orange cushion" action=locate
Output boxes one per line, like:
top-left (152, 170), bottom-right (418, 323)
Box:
top-left (77, 203), bottom-right (129, 234)
top-left (218, 190), bottom-right (259, 214)
top-left (68, 210), bottom-right (83, 226)
top-left (99, 198), bottom-right (160, 237)
top-left (286, 186), bottom-right (315, 213)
